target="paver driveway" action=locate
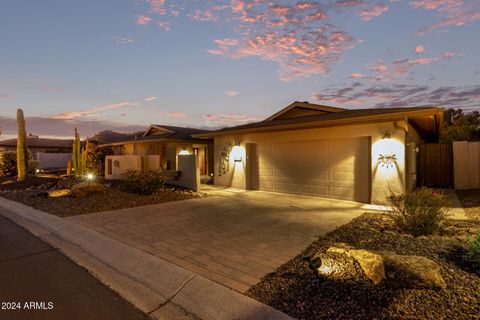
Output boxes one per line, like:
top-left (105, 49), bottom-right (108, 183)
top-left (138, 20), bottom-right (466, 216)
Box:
top-left (69, 188), bottom-right (372, 292)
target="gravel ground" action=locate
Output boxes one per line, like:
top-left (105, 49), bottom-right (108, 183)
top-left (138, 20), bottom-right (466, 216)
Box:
top-left (247, 213), bottom-right (480, 320)
top-left (456, 189), bottom-right (480, 220)
top-left (0, 175), bottom-right (205, 217)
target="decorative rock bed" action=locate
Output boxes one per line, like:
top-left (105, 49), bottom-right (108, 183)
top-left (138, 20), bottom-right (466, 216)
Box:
top-left (247, 212), bottom-right (480, 319)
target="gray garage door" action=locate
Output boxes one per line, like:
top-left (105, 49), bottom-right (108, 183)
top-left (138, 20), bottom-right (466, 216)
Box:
top-left (249, 137), bottom-right (370, 202)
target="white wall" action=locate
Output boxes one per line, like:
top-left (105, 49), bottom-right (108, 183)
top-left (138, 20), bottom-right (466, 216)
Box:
top-left (36, 153), bottom-right (72, 169)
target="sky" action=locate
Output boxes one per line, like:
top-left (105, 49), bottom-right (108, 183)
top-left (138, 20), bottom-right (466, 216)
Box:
top-left (0, 0), bottom-right (479, 139)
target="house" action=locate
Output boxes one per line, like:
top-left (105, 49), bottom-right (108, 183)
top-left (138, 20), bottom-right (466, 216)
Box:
top-left (193, 101), bottom-right (444, 204)
top-left (0, 135), bottom-right (75, 169)
top-left (99, 125), bottom-right (213, 180)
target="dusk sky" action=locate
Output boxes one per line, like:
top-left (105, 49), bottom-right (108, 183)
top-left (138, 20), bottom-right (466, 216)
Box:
top-left (1, 0), bottom-right (479, 139)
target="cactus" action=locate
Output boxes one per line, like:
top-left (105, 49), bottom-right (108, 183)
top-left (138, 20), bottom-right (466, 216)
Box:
top-left (81, 140), bottom-right (90, 175)
top-left (72, 128), bottom-right (82, 177)
top-left (16, 109), bottom-right (28, 181)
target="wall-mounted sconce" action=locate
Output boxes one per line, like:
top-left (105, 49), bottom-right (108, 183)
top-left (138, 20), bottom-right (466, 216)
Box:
top-left (231, 144), bottom-right (243, 162)
top-left (378, 153), bottom-right (397, 168)
top-left (382, 130), bottom-right (391, 139)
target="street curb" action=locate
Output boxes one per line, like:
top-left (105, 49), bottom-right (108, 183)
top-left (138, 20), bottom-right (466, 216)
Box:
top-left (0, 197), bottom-right (294, 320)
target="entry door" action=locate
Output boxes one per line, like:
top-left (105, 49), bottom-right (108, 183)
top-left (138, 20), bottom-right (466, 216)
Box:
top-left (249, 137), bottom-right (370, 202)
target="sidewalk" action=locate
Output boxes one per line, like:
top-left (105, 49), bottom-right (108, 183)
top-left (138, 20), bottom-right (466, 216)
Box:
top-left (0, 214), bottom-right (148, 320)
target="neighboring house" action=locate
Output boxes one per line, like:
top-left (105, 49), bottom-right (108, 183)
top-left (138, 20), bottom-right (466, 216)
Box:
top-left (0, 136), bottom-right (74, 169)
top-left (194, 101), bottom-right (444, 204)
top-left (100, 125), bottom-right (213, 179)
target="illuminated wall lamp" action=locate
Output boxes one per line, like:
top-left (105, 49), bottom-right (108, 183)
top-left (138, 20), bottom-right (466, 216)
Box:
top-left (378, 154), bottom-right (397, 168)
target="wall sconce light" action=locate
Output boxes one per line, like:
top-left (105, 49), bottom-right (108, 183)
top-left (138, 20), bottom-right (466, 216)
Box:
top-left (231, 143), bottom-right (243, 162)
top-left (378, 153), bottom-right (397, 168)
top-left (382, 130), bottom-right (391, 139)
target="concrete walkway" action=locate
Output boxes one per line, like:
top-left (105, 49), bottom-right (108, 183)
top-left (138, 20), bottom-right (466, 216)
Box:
top-left (69, 188), bottom-right (369, 293)
top-left (0, 196), bottom-right (293, 320)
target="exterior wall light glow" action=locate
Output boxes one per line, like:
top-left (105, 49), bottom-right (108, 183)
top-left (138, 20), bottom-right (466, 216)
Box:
top-left (178, 150), bottom-right (190, 155)
top-left (87, 173), bottom-right (94, 181)
top-left (231, 145), bottom-right (243, 162)
top-left (378, 154), bottom-right (397, 168)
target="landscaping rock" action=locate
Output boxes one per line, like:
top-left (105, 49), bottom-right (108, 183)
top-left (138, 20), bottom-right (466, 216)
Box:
top-left (382, 253), bottom-right (447, 290)
top-left (348, 249), bottom-right (385, 285)
top-left (70, 182), bottom-right (104, 198)
top-left (322, 244), bottom-right (446, 289)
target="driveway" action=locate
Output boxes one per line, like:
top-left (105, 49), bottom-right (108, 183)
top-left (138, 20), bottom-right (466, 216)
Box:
top-left (69, 188), bottom-right (373, 293)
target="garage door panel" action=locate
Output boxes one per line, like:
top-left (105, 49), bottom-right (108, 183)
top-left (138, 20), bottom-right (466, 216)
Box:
top-left (333, 171), bottom-right (355, 181)
top-left (250, 137), bottom-right (370, 203)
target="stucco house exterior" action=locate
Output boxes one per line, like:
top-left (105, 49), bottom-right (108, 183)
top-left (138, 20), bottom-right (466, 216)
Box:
top-left (100, 125), bottom-right (213, 179)
top-left (0, 136), bottom-right (74, 169)
top-left (194, 101), bottom-right (444, 204)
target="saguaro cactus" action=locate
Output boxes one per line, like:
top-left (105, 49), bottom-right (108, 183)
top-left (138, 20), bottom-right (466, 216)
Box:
top-left (72, 128), bottom-right (82, 177)
top-left (16, 109), bottom-right (28, 181)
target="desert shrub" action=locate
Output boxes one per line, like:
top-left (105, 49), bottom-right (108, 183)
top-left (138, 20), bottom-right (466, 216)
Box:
top-left (465, 233), bottom-right (480, 265)
top-left (120, 169), bottom-right (163, 195)
top-left (385, 187), bottom-right (450, 236)
top-left (0, 152), bottom-right (18, 176)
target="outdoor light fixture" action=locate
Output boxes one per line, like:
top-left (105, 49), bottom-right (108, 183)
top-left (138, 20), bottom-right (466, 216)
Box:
top-left (178, 150), bottom-right (190, 155)
top-left (382, 130), bottom-right (391, 139)
top-left (35, 169), bottom-right (40, 174)
top-left (87, 173), bottom-right (94, 182)
top-left (231, 144), bottom-right (243, 162)
top-left (378, 153), bottom-right (397, 168)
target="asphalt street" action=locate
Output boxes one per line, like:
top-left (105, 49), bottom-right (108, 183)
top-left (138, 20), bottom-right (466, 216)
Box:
top-left (0, 211), bottom-right (149, 320)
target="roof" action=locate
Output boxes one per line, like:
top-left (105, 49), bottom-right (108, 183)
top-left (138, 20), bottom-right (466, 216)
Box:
top-left (265, 101), bottom-right (347, 121)
top-left (99, 125), bottom-right (212, 147)
top-left (193, 105), bottom-right (444, 139)
top-left (0, 138), bottom-right (74, 148)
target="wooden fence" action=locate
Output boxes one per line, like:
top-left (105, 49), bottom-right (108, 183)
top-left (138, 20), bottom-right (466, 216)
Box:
top-left (453, 141), bottom-right (480, 190)
top-left (417, 143), bottom-right (453, 188)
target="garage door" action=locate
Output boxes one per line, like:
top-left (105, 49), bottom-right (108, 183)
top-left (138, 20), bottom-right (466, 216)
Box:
top-left (249, 137), bottom-right (370, 202)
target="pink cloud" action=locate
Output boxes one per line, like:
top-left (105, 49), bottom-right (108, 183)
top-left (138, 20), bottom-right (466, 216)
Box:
top-left (350, 72), bottom-right (363, 78)
top-left (411, 0), bottom-right (480, 35)
top-left (136, 15), bottom-right (152, 25)
top-left (415, 45), bottom-right (424, 54)
top-left (188, 9), bottom-right (218, 21)
top-left (367, 56), bottom-right (436, 81)
top-left (225, 91), bottom-right (239, 97)
top-left (157, 21), bottom-right (171, 31)
top-left (144, 96), bottom-right (157, 102)
top-left (146, 0), bottom-right (166, 15)
top-left (51, 101), bottom-right (139, 120)
top-left (169, 112), bottom-right (187, 118)
top-left (360, 4), bottom-right (388, 21)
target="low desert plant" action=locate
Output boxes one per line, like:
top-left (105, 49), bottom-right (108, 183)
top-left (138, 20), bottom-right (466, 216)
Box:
top-left (120, 169), bottom-right (164, 195)
top-left (0, 152), bottom-right (18, 176)
top-left (385, 187), bottom-right (450, 236)
top-left (465, 233), bottom-right (480, 265)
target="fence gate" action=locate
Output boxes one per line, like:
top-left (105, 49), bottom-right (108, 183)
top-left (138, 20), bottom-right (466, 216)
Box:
top-left (417, 143), bottom-right (453, 188)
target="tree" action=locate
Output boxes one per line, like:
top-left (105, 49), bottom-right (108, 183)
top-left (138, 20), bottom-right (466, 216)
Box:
top-left (439, 108), bottom-right (480, 142)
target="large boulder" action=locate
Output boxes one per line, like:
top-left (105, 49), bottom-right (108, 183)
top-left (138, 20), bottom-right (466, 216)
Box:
top-left (312, 243), bottom-right (446, 289)
top-left (70, 182), bottom-right (104, 198)
top-left (381, 253), bottom-right (446, 290)
top-left (348, 249), bottom-right (385, 285)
